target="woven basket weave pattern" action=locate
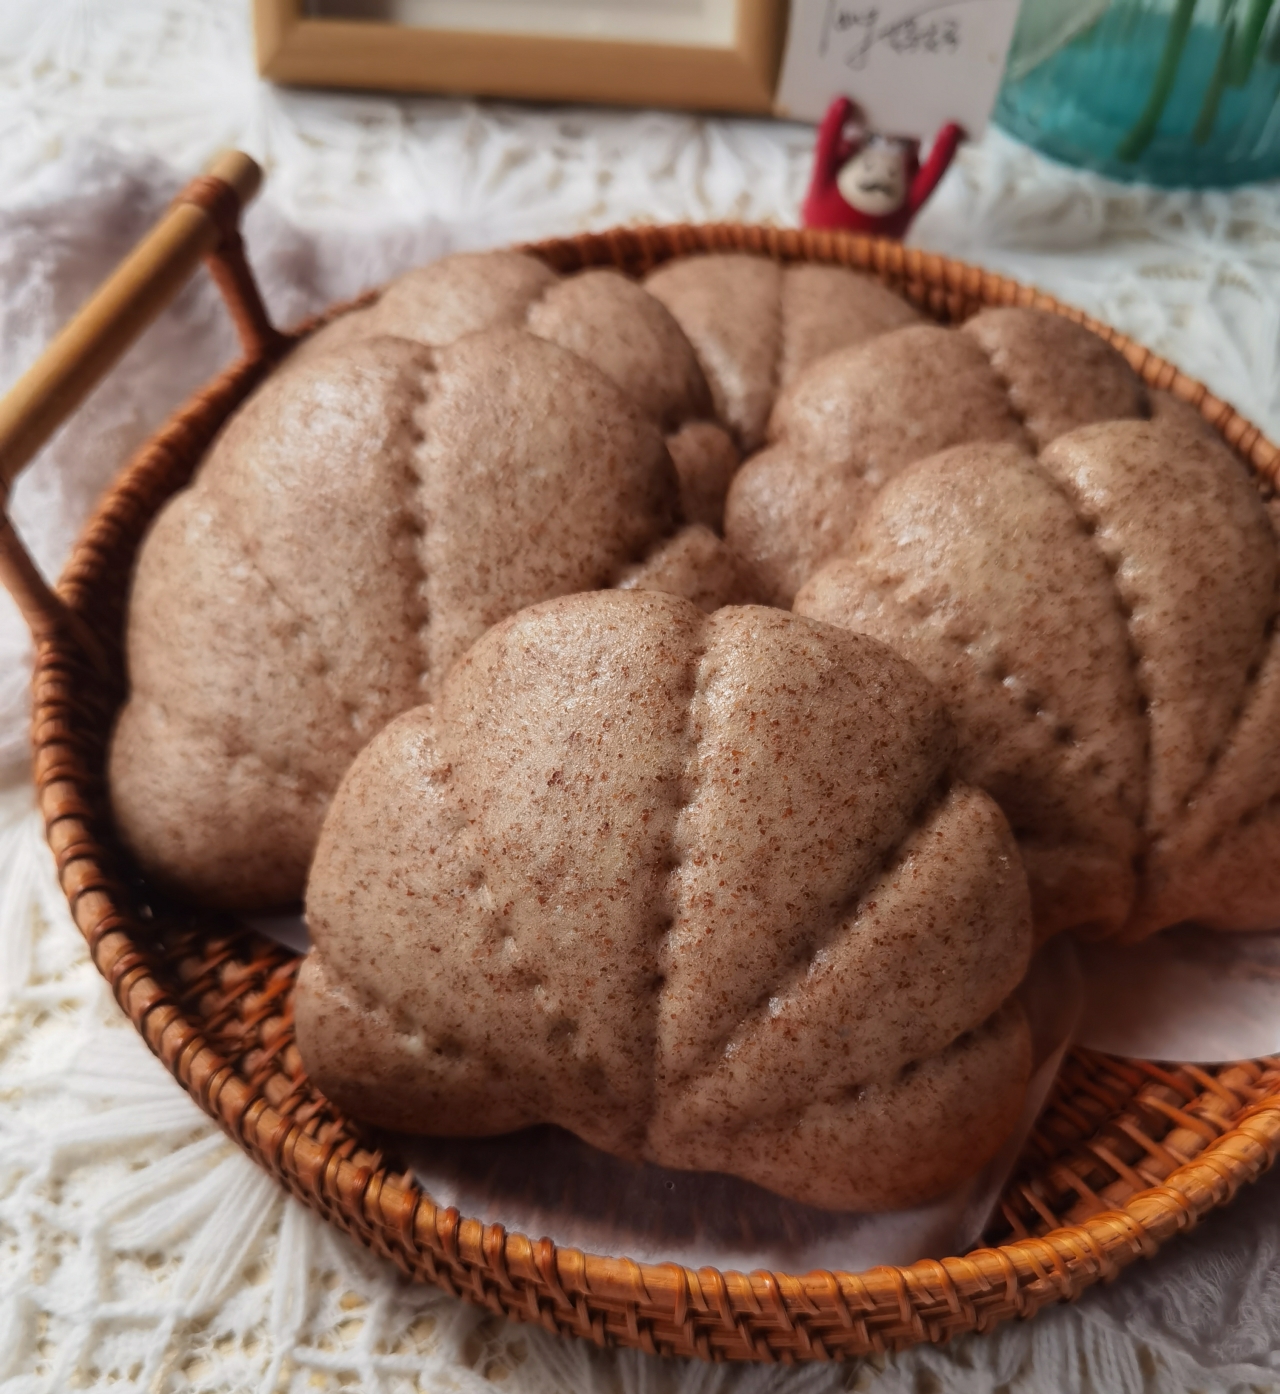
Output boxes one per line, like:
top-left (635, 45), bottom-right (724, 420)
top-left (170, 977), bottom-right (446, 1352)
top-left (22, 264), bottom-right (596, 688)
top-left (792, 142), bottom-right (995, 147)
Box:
top-left (30, 226), bottom-right (1280, 1362)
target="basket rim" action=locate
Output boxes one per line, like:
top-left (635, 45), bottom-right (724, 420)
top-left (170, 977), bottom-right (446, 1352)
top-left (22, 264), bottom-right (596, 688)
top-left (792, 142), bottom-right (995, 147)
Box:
top-left (33, 224), bottom-right (1280, 1359)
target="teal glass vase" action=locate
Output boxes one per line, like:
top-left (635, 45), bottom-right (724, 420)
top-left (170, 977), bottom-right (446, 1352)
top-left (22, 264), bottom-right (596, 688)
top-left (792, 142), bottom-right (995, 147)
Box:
top-left (994, 0), bottom-right (1280, 186)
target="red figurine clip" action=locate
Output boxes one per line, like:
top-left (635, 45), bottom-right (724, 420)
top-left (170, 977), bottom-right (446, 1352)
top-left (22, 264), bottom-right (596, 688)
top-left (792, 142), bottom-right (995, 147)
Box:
top-left (802, 97), bottom-right (964, 240)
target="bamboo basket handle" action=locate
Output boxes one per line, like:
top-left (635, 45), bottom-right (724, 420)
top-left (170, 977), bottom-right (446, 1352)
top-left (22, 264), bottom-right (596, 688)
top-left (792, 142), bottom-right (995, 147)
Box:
top-left (0, 149), bottom-right (284, 655)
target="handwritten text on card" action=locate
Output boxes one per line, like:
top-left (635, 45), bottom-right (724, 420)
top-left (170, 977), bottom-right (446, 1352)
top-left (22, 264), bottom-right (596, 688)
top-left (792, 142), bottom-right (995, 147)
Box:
top-left (776, 0), bottom-right (1022, 139)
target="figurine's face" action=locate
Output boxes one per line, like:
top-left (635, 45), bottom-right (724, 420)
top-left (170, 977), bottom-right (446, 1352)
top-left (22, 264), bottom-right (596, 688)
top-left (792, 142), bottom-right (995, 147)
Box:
top-left (836, 141), bottom-right (908, 216)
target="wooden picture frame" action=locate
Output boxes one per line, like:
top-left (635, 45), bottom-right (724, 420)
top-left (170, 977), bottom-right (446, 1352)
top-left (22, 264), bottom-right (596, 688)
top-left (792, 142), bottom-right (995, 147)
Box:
top-left (253, 0), bottom-right (787, 114)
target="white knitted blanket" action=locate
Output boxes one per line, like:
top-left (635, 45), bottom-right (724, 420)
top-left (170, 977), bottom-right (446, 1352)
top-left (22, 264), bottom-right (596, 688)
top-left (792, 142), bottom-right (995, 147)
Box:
top-left (1, 3), bottom-right (1280, 1390)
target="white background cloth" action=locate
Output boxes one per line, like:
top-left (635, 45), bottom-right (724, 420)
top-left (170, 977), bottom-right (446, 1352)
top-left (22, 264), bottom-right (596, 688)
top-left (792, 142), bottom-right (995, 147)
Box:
top-left (0, 2), bottom-right (1279, 1389)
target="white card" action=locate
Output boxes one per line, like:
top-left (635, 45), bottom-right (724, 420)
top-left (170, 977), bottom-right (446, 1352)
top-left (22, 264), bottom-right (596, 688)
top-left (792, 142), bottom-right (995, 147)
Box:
top-left (775, 0), bottom-right (1023, 139)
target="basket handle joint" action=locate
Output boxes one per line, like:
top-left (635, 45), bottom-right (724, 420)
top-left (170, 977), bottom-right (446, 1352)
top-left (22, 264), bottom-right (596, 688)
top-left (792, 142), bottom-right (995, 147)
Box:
top-left (180, 173), bottom-right (288, 363)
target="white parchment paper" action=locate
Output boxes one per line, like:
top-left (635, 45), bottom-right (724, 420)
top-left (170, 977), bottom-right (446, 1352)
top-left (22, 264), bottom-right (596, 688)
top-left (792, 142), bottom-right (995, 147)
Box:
top-left (1073, 925), bottom-right (1280, 1063)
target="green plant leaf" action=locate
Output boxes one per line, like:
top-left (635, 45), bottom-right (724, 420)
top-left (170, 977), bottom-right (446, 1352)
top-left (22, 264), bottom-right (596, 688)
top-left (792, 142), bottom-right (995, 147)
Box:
top-left (1117, 0), bottom-right (1199, 160)
top-left (1195, 16), bottom-right (1237, 140)
top-left (1229, 0), bottom-right (1277, 82)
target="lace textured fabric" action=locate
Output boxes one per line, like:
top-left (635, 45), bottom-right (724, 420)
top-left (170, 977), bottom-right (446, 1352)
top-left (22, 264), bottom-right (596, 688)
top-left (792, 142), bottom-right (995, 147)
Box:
top-left (1, 3), bottom-right (1279, 1389)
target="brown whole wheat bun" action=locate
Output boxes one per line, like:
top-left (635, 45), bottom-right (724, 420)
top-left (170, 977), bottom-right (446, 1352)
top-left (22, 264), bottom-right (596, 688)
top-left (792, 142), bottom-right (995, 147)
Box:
top-left (297, 252), bottom-right (742, 531)
top-left (644, 253), bottom-right (923, 453)
top-left (724, 306), bottom-right (1153, 607)
top-left (110, 322), bottom-right (692, 909)
top-left (795, 417), bottom-right (1280, 942)
top-left (296, 589), bottom-right (1034, 1213)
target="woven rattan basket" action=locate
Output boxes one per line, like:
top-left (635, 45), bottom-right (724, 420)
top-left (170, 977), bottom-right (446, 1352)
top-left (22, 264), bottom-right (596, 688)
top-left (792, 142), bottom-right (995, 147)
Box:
top-left (2, 152), bottom-right (1279, 1363)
